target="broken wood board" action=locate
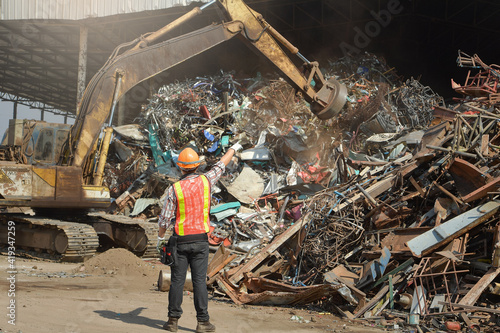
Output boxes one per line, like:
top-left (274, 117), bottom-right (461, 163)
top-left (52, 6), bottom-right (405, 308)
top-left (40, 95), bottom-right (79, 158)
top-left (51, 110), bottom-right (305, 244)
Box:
top-left (406, 201), bottom-right (500, 257)
top-left (207, 245), bottom-right (237, 285)
top-left (458, 266), bottom-right (500, 306)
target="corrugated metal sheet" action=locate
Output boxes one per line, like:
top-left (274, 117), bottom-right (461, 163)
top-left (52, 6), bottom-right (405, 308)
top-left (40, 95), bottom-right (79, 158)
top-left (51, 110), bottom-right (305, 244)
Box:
top-left (0, 0), bottom-right (209, 20)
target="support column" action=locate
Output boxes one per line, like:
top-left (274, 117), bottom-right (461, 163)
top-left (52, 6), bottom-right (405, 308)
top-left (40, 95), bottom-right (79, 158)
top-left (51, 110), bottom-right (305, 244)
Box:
top-left (76, 25), bottom-right (88, 114)
top-left (40, 107), bottom-right (45, 121)
top-left (13, 101), bottom-right (18, 119)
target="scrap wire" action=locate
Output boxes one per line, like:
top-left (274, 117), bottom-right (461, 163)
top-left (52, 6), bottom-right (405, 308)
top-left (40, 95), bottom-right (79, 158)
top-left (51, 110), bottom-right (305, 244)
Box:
top-left (298, 189), bottom-right (365, 277)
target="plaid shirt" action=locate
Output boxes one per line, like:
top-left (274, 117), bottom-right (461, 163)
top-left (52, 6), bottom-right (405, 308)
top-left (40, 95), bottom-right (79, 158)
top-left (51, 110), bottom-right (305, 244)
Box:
top-left (158, 160), bottom-right (226, 231)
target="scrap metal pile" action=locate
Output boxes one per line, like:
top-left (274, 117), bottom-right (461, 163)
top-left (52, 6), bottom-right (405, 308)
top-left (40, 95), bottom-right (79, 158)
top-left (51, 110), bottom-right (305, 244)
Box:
top-left (103, 51), bottom-right (500, 332)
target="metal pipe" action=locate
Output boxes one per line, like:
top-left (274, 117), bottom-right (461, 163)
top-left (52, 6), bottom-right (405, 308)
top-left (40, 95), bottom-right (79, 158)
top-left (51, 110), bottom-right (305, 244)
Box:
top-left (296, 52), bottom-right (310, 64)
top-left (93, 127), bottom-right (113, 186)
top-left (108, 73), bottom-right (123, 127)
top-left (130, 1), bottom-right (216, 52)
top-left (200, 0), bottom-right (216, 10)
top-left (158, 270), bottom-right (193, 292)
top-left (355, 183), bottom-right (377, 207)
top-left (257, 16), bottom-right (310, 64)
top-left (426, 145), bottom-right (477, 159)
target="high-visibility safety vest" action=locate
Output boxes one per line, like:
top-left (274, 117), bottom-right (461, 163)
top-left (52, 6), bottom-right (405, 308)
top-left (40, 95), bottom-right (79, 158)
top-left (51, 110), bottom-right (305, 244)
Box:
top-left (173, 175), bottom-right (210, 236)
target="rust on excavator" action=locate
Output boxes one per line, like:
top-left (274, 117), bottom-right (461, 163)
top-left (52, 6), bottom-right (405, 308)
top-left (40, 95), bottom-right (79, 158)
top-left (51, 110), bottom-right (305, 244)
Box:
top-left (0, 164), bottom-right (109, 208)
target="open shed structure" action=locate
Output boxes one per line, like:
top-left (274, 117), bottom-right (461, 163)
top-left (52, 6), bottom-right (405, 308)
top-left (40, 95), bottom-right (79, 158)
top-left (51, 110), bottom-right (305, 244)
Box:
top-left (1, 0), bottom-right (500, 123)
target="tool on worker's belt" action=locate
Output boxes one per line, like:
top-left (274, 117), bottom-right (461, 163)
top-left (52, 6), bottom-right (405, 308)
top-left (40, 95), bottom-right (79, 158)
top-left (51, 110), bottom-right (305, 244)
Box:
top-left (160, 236), bottom-right (178, 266)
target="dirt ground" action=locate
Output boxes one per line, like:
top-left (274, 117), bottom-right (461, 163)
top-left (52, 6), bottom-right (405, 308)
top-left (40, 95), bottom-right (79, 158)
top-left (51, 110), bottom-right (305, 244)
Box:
top-left (0, 249), bottom-right (384, 333)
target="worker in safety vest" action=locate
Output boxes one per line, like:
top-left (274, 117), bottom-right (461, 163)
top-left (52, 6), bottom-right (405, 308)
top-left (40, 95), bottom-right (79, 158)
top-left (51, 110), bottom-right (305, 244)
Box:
top-left (158, 143), bottom-right (242, 333)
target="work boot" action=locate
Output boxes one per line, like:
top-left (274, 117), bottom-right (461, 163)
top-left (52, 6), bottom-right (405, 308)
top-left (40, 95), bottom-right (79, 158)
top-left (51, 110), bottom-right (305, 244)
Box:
top-left (163, 317), bottom-right (179, 332)
top-left (196, 320), bottom-right (216, 333)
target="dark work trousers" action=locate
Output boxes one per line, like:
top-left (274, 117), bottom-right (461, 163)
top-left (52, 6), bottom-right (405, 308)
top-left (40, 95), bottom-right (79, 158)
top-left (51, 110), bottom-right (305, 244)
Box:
top-left (168, 240), bottom-right (210, 321)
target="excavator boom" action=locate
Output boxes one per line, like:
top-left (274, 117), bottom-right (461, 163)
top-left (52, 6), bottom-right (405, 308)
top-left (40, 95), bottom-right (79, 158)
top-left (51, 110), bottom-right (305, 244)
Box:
top-left (65, 0), bottom-right (346, 177)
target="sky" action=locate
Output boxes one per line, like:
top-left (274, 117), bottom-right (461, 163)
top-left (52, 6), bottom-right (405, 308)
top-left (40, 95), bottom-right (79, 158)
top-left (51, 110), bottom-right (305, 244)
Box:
top-left (0, 100), bottom-right (74, 139)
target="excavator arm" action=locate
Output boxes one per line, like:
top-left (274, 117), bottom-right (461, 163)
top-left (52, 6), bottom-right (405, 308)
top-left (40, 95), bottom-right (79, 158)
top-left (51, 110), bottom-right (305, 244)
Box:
top-left (64, 0), bottom-right (346, 184)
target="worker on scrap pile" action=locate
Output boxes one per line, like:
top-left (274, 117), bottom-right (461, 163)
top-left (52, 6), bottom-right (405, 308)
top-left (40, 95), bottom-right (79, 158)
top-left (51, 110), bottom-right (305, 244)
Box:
top-left (157, 143), bottom-right (243, 333)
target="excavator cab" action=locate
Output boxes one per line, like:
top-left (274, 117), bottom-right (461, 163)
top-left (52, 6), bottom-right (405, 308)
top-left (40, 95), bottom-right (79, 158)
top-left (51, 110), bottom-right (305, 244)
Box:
top-left (0, 119), bottom-right (71, 166)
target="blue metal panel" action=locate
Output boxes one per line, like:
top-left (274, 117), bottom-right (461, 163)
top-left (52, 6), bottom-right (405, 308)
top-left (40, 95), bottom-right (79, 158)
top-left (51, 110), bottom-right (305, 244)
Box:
top-left (407, 201), bottom-right (500, 257)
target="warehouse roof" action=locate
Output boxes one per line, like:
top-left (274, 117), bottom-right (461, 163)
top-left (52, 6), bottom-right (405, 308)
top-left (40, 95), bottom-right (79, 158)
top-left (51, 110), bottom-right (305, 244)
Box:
top-left (0, 0), bottom-right (209, 20)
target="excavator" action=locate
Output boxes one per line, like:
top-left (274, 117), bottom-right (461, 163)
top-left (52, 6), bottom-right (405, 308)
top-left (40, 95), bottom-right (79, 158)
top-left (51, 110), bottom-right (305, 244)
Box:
top-left (0, 0), bottom-right (347, 261)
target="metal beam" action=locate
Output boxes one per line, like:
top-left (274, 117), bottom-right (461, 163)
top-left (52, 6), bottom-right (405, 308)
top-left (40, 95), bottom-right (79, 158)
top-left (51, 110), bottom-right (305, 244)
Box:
top-left (0, 92), bottom-right (75, 118)
top-left (13, 101), bottom-right (17, 119)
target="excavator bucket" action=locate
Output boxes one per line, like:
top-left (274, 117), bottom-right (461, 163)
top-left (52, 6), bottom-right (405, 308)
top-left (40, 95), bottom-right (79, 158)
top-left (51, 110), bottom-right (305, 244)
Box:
top-left (310, 77), bottom-right (347, 120)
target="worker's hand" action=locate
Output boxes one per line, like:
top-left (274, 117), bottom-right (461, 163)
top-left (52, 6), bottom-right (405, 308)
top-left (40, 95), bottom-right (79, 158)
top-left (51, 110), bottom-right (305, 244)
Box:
top-left (157, 236), bottom-right (166, 254)
top-left (230, 142), bottom-right (243, 152)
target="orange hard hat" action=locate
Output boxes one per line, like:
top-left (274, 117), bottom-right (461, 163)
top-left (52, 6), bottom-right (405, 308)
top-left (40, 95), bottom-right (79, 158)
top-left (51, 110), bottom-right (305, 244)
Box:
top-left (177, 147), bottom-right (201, 170)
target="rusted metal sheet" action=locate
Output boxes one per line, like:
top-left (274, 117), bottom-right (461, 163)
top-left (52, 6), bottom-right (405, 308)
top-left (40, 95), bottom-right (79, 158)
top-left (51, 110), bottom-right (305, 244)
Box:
top-left (462, 177), bottom-right (500, 203)
top-left (207, 245), bottom-right (237, 285)
top-left (367, 228), bottom-right (432, 257)
top-left (217, 275), bottom-right (340, 306)
top-left (448, 158), bottom-right (488, 197)
top-left (55, 166), bottom-right (83, 202)
top-left (0, 165), bottom-right (32, 199)
top-left (434, 198), bottom-right (460, 225)
top-left (325, 265), bottom-right (359, 286)
top-left (222, 165), bottom-right (265, 204)
top-left (433, 106), bottom-right (460, 121)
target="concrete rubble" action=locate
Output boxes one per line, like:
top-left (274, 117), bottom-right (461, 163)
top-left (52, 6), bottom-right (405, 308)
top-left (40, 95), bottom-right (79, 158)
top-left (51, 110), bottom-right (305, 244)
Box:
top-left (102, 51), bottom-right (500, 332)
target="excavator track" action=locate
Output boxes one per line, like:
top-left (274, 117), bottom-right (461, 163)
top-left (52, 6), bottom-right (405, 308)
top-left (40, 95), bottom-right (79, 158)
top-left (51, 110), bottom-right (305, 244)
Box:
top-left (87, 213), bottom-right (158, 259)
top-left (137, 221), bottom-right (160, 259)
top-left (0, 214), bottom-right (99, 262)
top-left (0, 213), bottom-right (158, 262)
